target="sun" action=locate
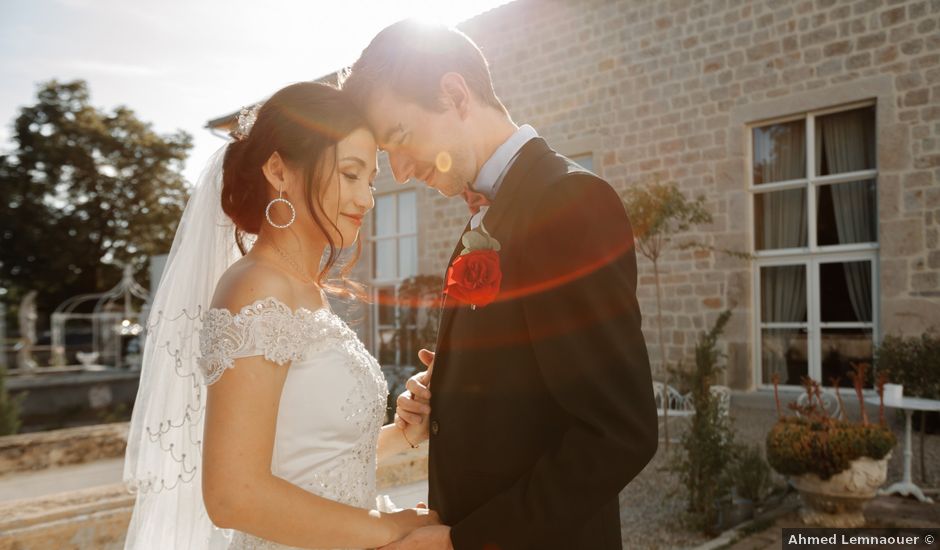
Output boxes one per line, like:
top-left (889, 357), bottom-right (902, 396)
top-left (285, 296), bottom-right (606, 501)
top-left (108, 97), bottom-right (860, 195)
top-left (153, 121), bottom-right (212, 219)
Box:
top-left (400, 0), bottom-right (514, 26)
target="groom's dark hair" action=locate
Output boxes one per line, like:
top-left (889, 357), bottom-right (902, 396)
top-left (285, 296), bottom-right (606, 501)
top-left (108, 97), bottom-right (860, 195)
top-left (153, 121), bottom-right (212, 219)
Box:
top-left (342, 19), bottom-right (507, 115)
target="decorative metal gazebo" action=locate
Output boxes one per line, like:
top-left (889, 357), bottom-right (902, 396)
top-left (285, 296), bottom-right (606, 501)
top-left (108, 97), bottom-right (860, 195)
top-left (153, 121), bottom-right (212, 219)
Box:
top-left (50, 264), bottom-right (149, 369)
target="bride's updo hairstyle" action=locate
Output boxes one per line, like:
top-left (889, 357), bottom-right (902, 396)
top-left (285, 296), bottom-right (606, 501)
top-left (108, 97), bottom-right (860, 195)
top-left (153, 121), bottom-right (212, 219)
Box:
top-left (221, 82), bottom-right (367, 292)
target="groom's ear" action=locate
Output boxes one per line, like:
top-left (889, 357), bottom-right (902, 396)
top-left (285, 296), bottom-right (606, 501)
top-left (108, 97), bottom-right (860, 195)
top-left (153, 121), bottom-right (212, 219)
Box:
top-left (439, 72), bottom-right (471, 119)
top-left (261, 151), bottom-right (288, 193)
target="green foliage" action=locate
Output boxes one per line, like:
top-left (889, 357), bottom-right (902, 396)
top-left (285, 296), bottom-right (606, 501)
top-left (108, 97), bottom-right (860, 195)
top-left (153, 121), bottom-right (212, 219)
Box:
top-left (731, 444), bottom-right (772, 502)
top-left (875, 332), bottom-right (940, 399)
top-left (766, 417), bottom-right (895, 480)
top-left (671, 310), bottom-right (736, 532)
top-left (622, 179), bottom-right (719, 450)
top-left (0, 364), bottom-right (23, 435)
top-left (621, 179), bottom-right (712, 263)
top-left (0, 79), bottom-right (192, 319)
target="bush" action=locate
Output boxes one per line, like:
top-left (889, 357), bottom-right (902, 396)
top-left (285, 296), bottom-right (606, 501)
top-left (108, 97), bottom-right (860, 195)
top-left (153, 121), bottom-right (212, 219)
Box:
top-left (671, 310), bottom-right (735, 532)
top-left (875, 332), bottom-right (940, 399)
top-left (732, 444), bottom-right (771, 502)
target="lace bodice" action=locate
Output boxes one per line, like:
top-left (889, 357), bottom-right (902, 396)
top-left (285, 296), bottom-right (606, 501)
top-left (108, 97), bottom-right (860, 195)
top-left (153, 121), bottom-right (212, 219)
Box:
top-left (197, 297), bottom-right (388, 550)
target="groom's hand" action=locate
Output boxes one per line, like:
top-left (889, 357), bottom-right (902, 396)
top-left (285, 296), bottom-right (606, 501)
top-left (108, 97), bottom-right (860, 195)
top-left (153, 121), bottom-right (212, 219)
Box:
top-left (395, 349), bottom-right (434, 428)
top-left (379, 525), bottom-right (452, 550)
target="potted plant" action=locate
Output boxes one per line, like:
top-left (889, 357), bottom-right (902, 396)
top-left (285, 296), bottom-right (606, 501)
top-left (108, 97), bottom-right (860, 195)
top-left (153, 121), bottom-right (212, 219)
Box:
top-left (765, 364), bottom-right (896, 527)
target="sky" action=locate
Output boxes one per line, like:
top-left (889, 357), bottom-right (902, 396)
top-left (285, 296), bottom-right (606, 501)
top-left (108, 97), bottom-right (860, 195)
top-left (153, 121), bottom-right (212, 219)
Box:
top-left (0, 0), bottom-right (513, 185)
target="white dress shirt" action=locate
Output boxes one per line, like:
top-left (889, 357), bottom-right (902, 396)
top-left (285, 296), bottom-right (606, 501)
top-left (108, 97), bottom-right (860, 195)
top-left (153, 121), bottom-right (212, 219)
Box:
top-left (469, 124), bottom-right (539, 230)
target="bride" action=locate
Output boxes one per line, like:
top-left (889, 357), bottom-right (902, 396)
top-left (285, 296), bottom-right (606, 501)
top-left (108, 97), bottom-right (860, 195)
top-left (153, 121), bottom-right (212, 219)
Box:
top-left (123, 82), bottom-right (438, 549)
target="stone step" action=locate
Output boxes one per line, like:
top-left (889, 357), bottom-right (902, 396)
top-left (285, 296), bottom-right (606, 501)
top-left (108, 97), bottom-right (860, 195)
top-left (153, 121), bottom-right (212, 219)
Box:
top-left (0, 447), bottom-right (429, 549)
top-left (0, 458), bottom-right (125, 503)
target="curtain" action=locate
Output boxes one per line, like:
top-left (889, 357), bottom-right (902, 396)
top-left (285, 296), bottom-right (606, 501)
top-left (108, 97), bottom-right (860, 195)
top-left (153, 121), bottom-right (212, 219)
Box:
top-left (817, 109), bottom-right (875, 322)
top-left (755, 121), bottom-right (808, 382)
top-left (754, 121), bottom-right (807, 250)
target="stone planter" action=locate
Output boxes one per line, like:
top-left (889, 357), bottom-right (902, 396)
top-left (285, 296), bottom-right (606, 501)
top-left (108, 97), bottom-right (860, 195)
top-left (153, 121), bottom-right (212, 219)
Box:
top-left (789, 453), bottom-right (891, 528)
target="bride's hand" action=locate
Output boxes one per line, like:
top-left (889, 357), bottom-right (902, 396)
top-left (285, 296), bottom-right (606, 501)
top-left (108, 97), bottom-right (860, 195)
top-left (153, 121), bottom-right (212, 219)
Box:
top-left (384, 505), bottom-right (440, 541)
top-left (395, 349), bottom-right (434, 444)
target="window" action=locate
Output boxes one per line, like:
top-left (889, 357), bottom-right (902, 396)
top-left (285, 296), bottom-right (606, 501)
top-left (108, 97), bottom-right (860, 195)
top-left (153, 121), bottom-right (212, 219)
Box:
top-left (371, 191), bottom-right (418, 366)
top-left (751, 103), bottom-right (878, 387)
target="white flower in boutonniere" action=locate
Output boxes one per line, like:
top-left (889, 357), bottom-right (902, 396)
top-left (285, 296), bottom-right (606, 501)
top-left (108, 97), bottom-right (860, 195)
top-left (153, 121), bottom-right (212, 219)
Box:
top-left (445, 227), bottom-right (502, 310)
top-left (459, 225), bottom-right (501, 255)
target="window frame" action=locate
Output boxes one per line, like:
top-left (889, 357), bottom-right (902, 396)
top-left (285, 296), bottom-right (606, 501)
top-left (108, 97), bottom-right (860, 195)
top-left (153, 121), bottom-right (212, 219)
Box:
top-left (369, 190), bottom-right (418, 367)
top-left (747, 100), bottom-right (880, 389)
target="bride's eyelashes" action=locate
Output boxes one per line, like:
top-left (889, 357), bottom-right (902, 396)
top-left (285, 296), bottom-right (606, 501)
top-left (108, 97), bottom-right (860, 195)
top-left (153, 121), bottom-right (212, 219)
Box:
top-left (341, 169), bottom-right (377, 191)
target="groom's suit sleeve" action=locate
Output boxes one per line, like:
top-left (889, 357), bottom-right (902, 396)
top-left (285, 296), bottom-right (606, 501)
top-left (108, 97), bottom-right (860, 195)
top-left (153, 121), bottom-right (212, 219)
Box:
top-left (449, 174), bottom-right (659, 549)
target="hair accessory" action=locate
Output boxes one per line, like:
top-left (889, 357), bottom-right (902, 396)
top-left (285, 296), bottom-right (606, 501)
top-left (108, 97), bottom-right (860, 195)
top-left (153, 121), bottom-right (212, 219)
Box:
top-left (232, 103), bottom-right (261, 141)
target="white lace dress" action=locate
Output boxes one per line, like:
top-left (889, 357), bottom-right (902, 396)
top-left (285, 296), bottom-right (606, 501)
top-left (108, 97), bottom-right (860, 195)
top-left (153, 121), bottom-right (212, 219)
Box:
top-left (198, 297), bottom-right (389, 550)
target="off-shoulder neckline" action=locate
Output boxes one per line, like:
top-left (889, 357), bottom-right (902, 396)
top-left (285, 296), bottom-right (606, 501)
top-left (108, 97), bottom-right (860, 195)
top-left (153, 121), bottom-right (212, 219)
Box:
top-left (207, 296), bottom-right (337, 320)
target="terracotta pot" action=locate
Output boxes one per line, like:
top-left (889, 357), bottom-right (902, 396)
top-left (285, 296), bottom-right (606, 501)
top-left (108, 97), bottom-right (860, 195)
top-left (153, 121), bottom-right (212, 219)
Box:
top-left (790, 453), bottom-right (891, 528)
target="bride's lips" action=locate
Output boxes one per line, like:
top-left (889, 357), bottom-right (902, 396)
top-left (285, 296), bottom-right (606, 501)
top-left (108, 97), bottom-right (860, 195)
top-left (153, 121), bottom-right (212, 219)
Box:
top-left (340, 213), bottom-right (363, 227)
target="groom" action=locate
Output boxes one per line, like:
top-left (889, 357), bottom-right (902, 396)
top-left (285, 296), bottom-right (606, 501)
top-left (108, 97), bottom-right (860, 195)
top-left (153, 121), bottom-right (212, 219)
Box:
top-left (344, 20), bottom-right (658, 550)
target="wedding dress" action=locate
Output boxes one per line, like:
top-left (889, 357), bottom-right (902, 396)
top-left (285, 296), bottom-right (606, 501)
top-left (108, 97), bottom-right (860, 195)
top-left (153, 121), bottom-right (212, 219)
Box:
top-left (123, 144), bottom-right (390, 550)
top-left (199, 297), bottom-right (388, 550)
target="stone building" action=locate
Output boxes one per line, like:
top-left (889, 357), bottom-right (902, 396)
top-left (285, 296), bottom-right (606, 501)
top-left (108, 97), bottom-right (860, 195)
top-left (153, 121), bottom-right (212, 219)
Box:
top-left (209, 0), bottom-right (940, 392)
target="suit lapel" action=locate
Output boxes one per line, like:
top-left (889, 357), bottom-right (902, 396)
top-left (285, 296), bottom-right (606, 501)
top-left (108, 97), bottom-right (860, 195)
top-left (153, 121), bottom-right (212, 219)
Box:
top-left (435, 219), bottom-right (471, 345)
top-left (479, 138), bottom-right (552, 240)
top-left (435, 138), bottom-right (555, 350)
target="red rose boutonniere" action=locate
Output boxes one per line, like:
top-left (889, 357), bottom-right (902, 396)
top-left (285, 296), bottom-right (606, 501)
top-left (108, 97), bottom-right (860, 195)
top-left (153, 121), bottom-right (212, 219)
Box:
top-left (444, 227), bottom-right (502, 309)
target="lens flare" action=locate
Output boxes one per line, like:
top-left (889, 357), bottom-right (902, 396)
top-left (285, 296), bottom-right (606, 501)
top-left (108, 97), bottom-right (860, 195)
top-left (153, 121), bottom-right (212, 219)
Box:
top-left (435, 151), bottom-right (453, 173)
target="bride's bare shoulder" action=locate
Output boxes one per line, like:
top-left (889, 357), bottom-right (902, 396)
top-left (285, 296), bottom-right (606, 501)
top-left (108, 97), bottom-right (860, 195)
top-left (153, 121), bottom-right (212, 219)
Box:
top-left (209, 257), bottom-right (303, 314)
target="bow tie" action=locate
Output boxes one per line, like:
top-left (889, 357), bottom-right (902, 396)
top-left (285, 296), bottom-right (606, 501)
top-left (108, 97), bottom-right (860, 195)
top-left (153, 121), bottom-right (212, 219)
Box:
top-left (462, 189), bottom-right (492, 215)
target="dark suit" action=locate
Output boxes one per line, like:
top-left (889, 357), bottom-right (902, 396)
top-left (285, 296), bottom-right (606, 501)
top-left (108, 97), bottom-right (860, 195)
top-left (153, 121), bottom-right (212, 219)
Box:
top-left (427, 137), bottom-right (658, 550)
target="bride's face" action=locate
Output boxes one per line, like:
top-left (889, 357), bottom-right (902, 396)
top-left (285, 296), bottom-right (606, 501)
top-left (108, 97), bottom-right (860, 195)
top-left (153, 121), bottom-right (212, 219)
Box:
top-left (315, 127), bottom-right (378, 247)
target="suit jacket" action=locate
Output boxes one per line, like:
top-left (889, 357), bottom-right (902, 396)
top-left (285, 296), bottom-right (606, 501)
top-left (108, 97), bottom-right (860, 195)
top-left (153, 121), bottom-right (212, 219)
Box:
top-left (427, 137), bottom-right (659, 550)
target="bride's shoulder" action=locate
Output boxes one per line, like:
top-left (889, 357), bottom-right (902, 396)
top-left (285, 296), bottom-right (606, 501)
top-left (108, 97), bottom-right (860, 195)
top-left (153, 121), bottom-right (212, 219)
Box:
top-left (209, 257), bottom-right (321, 316)
top-left (198, 260), bottom-right (325, 382)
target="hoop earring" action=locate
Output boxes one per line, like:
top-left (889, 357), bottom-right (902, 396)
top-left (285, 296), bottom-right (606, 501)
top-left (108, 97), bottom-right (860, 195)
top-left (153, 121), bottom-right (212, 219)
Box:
top-left (265, 189), bottom-right (295, 229)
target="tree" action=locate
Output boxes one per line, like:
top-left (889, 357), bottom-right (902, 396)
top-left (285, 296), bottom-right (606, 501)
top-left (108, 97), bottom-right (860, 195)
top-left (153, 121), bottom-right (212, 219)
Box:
top-left (622, 179), bottom-right (712, 451)
top-left (0, 80), bottom-right (192, 328)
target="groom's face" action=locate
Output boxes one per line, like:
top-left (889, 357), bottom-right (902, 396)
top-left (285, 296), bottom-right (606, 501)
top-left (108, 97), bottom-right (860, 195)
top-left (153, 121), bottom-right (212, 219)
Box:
top-left (364, 88), bottom-right (475, 198)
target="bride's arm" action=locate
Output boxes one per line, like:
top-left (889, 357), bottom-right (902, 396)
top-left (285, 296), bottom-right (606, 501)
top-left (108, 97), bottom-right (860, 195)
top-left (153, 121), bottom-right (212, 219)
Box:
top-left (376, 423), bottom-right (422, 464)
top-left (202, 352), bottom-right (435, 548)
top-left (201, 272), bottom-right (435, 547)
top-left (377, 353), bottom-right (434, 465)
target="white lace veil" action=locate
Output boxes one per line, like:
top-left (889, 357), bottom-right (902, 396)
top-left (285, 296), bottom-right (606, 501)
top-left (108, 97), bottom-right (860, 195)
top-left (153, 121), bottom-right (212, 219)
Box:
top-left (123, 143), bottom-right (246, 549)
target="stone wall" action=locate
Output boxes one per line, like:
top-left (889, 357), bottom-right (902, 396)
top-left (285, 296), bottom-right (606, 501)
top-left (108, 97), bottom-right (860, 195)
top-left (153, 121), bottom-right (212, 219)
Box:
top-left (355, 0), bottom-right (940, 389)
top-left (0, 423), bottom-right (127, 477)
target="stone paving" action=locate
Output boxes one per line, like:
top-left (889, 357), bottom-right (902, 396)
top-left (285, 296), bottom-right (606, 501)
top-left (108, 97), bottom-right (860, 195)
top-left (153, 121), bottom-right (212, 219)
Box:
top-left (721, 494), bottom-right (940, 550)
top-left (2, 396), bottom-right (938, 549)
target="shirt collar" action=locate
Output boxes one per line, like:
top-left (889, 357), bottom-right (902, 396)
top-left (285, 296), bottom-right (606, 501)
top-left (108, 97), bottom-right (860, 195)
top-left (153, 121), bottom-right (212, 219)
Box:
top-left (471, 124), bottom-right (538, 201)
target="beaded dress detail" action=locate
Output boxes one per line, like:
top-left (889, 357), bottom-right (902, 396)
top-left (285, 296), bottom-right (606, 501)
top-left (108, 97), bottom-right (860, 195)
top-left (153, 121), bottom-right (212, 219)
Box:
top-left (198, 297), bottom-right (388, 550)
